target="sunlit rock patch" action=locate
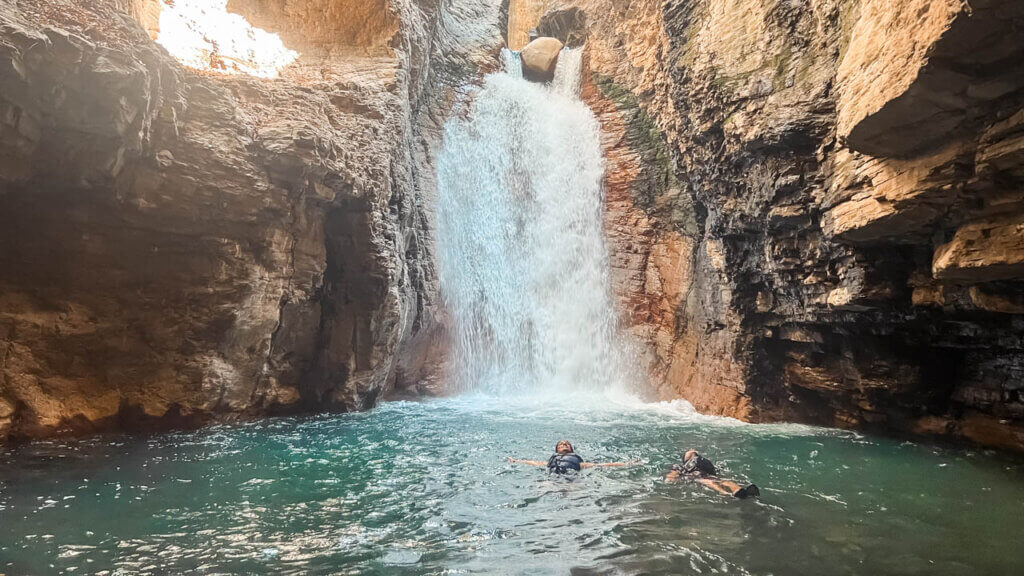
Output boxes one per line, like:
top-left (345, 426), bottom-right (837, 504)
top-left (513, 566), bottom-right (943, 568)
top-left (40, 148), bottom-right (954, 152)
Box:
top-left (155, 0), bottom-right (298, 78)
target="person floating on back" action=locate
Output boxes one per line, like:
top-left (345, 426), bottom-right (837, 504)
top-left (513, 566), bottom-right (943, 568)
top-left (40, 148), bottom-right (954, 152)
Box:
top-left (665, 449), bottom-right (760, 499)
top-left (507, 440), bottom-right (630, 474)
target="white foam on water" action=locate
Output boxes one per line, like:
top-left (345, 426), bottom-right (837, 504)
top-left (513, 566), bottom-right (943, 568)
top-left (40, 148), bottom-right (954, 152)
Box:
top-left (378, 392), bottom-right (847, 437)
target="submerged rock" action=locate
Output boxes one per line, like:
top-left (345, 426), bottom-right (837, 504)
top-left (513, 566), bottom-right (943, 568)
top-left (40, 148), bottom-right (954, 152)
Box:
top-left (520, 37), bottom-right (564, 83)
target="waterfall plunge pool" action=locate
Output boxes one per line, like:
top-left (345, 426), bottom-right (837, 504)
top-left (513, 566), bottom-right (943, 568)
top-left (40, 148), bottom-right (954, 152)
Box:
top-left (2, 394), bottom-right (1023, 575)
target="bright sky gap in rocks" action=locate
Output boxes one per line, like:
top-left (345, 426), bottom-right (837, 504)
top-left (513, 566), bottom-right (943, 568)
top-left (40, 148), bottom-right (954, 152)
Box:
top-left (155, 0), bottom-right (298, 78)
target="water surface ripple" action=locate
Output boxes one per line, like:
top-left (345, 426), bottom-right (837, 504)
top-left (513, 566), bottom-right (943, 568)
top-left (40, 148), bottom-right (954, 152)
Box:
top-left (2, 395), bottom-right (1023, 575)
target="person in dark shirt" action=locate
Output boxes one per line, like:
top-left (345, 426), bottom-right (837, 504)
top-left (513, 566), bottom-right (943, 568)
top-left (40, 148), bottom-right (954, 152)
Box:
top-left (507, 440), bottom-right (630, 474)
top-left (665, 449), bottom-right (760, 499)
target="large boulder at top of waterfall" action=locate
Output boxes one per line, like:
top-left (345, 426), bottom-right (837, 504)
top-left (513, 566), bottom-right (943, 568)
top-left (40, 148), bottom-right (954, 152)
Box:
top-left (521, 37), bottom-right (564, 83)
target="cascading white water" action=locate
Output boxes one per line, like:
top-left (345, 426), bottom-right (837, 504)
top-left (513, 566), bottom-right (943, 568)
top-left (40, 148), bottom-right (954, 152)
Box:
top-left (500, 49), bottom-right (523, 79)
top-left (551, 47), bottom-right (583, 98)
top-left (436, 48), bottom-right (633, 395)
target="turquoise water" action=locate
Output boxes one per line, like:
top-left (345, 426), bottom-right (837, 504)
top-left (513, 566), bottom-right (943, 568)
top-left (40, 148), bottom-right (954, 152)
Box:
top-left (2, 394), bottom-right (1023, 575)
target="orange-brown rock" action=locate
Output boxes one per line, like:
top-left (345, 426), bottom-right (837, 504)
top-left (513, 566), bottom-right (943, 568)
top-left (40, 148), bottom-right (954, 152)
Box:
top-left (933, 215), bottom-right (1024, 282)
top-left (959, 412), bottom-right (1024, 454)
top-left (837, 0), bottom-right (1024, 157)
top-left (227, 0), bottom-right (399, 57)
top-left (968, 285), bottom-right (1024, 315)
top-left (835, 0), bottom-right (962, 156)
top-left (823, 144), bottom-right (970, 243)
top-left (507, 0), bottom-right (551, 50)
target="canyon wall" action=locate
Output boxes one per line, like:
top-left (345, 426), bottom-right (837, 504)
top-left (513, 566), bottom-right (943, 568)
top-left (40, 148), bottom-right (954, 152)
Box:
top-left (525, 0), bottom-right (1024, 450)
top-left (0, 0), bottom-right (503, 440)
top-left (3, 0), bottom-right (1023, 452)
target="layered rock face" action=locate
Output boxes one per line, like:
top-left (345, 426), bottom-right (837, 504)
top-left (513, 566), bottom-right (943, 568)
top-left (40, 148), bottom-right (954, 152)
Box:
top-left (526, 0), bottom-right (1024, 450)
top-left (0, 0), bottom-right (504, 440)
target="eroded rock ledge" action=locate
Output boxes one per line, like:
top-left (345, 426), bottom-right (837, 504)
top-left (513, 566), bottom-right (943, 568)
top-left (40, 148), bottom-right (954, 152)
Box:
top-left (526, 0), bottom-right (1024, 450)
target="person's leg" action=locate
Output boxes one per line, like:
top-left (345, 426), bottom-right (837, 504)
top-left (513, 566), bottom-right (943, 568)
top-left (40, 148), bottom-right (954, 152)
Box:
top-left (719, 480), bottom-right (742, 493)
top-left (697, 478), bottom-right (735, 496)
top-left (699, 478), bottom-right (759, 498)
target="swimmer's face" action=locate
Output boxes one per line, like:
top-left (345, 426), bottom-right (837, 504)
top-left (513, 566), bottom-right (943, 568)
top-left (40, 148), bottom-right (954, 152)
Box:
top-left (556, 441), bottom-right (573, 454)
top-left (684, 449), bottom-right (698, 461)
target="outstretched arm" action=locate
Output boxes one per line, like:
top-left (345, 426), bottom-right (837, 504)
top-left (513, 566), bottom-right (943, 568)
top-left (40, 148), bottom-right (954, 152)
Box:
top-left (507, 457), bottom-right (547, 467)
top-left (581, 461), bottom-right (630, 468)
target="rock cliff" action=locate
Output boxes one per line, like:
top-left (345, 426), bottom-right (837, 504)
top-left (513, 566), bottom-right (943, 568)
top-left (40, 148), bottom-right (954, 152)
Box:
top-left (0, 0), bottom-right (503, 440)
top-left (523, 0), bottom-right (1024, 450)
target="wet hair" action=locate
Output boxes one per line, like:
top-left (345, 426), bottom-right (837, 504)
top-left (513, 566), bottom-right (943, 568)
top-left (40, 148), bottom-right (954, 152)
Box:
top-left (555, 440), bottom-right (574, 453)
top-left (684, 449), bottom-right (699, 461)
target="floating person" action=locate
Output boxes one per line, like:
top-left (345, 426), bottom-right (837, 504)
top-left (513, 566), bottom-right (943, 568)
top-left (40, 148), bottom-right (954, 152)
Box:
top-left (665, 449), bottom-right (760, 499)
top-left (507, 440), bottom-right (631, 474)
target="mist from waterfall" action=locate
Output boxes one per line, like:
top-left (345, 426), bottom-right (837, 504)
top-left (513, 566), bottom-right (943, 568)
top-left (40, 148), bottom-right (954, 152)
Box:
top-left (436, 48), bottom-right (634, 396)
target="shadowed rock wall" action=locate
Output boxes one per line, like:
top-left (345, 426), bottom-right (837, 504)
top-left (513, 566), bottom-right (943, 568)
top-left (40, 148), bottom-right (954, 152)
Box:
top-left (0, 0), bottom-right (504, 440)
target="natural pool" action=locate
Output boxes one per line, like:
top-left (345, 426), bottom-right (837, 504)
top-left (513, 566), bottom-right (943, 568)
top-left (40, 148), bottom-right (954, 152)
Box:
top-left (2, 394), bottom-right (1023, 575)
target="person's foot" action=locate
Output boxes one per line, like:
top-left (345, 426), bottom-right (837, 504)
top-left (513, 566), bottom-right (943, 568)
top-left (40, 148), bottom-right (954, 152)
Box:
top-left (733, 484), bottom-right (760, 499)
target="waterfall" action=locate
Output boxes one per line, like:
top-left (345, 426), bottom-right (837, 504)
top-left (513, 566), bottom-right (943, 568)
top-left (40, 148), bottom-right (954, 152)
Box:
top-left (436, 47), bottom-right (631, 396)
top-left (500, 49), bottom-right (523, 79)
top-left (551, 47), bottom-right (582, 97)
